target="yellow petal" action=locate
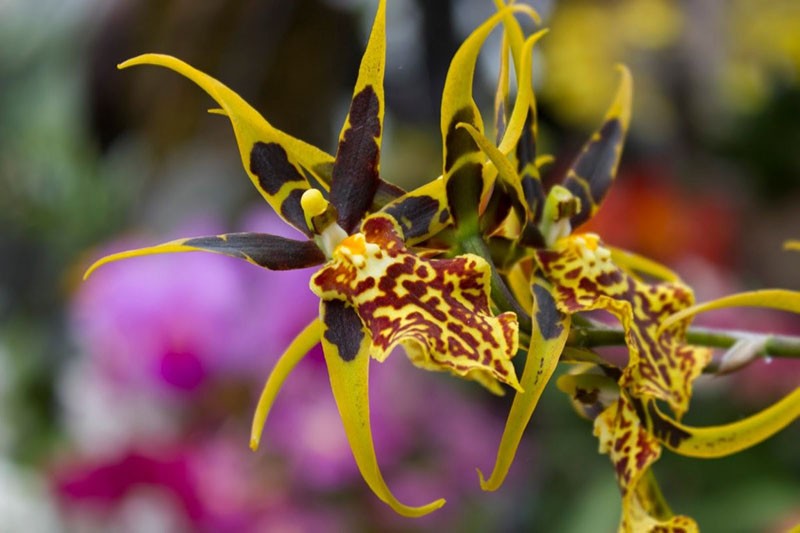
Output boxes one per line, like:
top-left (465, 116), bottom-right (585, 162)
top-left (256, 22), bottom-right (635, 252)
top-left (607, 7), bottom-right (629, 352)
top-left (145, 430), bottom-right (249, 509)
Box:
top-left (118, 54), bottom-right (332, 235)
top-left (496, 30), bottom-right (549, 157)
top-left (535, 234), bottom-right (711, 417)
top-left (608, 245), bottom-right (680, 283)
top-left (479, 280), bottom-right (570, 490)
top-left (440, 4), bottom-right (538, 230)
top-left (329, 0), bottom-right (386, 232)
top-left (250, 319), bottom-right (321, 450)
top-left (659, 289), bottom-right (800, 334)
top-left (563, 66), bottom-right (633, 228)
top-left (321, 300), bottom-right (446, 517)
top-left (84, 232), bottom-right (325, 279)
top-left (595, 398), bottom-right (698, 533)
top-left (643, 389), bottom-right (800, 458)
top-left (785, 240), bottom-right (800, 251)
top-left (556, 368), bottom-right (620, 420)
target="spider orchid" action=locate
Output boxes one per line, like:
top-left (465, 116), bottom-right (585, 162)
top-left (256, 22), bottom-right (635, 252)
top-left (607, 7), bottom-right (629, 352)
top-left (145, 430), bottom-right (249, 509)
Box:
top-left (458, 10), bottom-right (800, 530)
top-left (83, 0), bottom-right (543, 517)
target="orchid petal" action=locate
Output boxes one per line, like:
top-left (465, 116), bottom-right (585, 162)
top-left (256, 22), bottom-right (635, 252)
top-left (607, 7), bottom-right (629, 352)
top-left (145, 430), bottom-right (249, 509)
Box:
top-left (489, 7), bottom-right (549, 235)
top-left (479, 280), bottom-right (570, 491)
top-left (381, 178), bottom-right (450, 245)
top-left (556, 368), bottom-right (620, 421)
top-left (84, 233), bottom-right (325, 279)
top-left (330, 0), bottom-right (386, 233)
top-left (457, 122), bottom-right (527, 226)
top-left (119, 54), bottom-right (330, 236)
top-left (321, 299), bottom-right (446, 517)
top-left (311, 215), bottom-right (522, 392)
top-left (535, 234), bottom-right (711, 417)
top-left (250, 319), bottom-right (321, 450)
top-left (440, 4), bottom-right (538, 231)
top-left (595, 397), bottom-right (698, 532)
top-left (659, 289), bottom-right (800, 334)
top-left (563, 66), bottom-right (633, 228)
top-left (642, 389), bottom-right (800, 458)
top-left (785, 240), bottom-right (800, 250)
top-left (492, 31), bottom-right (511, 144)
top-left (609, 246), bottom-right (680, 283)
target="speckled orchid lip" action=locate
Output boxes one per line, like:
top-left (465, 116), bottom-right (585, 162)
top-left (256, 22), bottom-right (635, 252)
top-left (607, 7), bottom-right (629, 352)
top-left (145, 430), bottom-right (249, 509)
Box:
top-left (453, 8), bottom-right (800, 528)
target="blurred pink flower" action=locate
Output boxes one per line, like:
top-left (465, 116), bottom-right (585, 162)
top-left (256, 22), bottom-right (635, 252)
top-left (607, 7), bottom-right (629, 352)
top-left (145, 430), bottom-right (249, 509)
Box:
top-left (51, 432), bottom-right (347, 532)
top-left (70, 211), bottom-right (318, 397)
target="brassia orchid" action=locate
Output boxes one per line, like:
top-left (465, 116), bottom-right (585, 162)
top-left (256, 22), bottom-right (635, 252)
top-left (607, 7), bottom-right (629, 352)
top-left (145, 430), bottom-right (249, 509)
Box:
top-left (84, 0), bottom-right (536, 517)
top-left (84, 0), bottom-right (800, 527)
top-left (465, 4), bottom-right (800, 532)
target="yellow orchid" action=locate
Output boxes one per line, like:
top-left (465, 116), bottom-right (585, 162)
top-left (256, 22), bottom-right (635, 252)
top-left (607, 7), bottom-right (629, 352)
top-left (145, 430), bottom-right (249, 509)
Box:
top-left (83, 0), bottom-right (542, 517)
top-left (80, 0), bottom-right (800, 527)
top-left (465, 8), bottom-right (800, 531)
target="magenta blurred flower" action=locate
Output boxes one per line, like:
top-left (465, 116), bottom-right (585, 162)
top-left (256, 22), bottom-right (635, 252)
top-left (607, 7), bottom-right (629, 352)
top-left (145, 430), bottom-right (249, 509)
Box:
top-left (52, 433), bottom-right (341, 532)
top-left (71, 212), bottom-right (317, 397)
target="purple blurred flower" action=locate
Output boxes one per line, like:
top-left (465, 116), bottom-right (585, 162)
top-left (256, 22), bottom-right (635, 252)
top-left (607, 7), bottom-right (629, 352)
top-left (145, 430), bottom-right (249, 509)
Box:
top-left (70, 211), bottom-right (318, 397)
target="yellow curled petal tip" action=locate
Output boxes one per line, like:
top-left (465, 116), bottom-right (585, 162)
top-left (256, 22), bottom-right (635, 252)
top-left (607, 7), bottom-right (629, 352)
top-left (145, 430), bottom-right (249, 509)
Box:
top-left (608, 64), bottom-right (633, 130)
top-left (250, 319), bottom-right (321, 451)
top-left (83, 242), bottom-right (190, 280)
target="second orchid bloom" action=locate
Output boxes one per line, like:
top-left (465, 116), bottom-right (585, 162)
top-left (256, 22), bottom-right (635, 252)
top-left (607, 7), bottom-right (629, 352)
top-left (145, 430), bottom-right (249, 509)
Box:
top-left (85, 0), bottom-right (800, 530)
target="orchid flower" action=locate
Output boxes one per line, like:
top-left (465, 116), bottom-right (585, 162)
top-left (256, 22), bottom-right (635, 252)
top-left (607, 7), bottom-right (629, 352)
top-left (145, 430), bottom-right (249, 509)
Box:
top-left (460, 10), bottom-right (800, 530)
top-left (83, 0), bottom-right (539, 517)
top-left (81, 0), bottom-right (800, 526)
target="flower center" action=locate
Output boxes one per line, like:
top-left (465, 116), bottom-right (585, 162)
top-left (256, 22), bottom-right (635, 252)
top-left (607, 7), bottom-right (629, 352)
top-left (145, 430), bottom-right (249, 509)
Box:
top-left (301, 189), bottom-right (348, 258)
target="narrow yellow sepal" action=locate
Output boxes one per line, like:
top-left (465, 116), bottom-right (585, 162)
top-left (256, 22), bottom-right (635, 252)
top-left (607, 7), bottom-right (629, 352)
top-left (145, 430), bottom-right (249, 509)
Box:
top-left (609, 246), bottom-right (680, 283)
top-left (659, 289), bottom-right (800, 334)
top-left (784, 240), bottom-right (800, 251)
top-left (336, 0), bottom-right (385, 147)
top-left (478, 283), bottom-right (571, 491)
top-left (535, 154), bottom-right (555, 168)
top-left (250, 319), bottom-right (321, 450)
top-left (650, 388), bottom-right (800, 458)
top-left (496, 30), bottom-right (548, 156)
top-left (321, 307), bottom-right (446, 517)
top-left (440, 4), bottom-right (539, 199)
top-left (457, 122), bottom-right (525, 205)
top-left (83, 240), bottom-right (199, 280)
top-left (608, 64), bottom-right (633, 132)
top-left (117, 54), bottom-right (333, 227)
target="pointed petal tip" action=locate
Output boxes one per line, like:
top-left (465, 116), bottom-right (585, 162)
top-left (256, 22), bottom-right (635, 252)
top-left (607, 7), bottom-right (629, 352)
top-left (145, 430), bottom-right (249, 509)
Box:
top-left (476, 468), bottom-right (497, 492)
top-left (513, 3), bottom-right (542, 25)
top-left (250, 319), bottom-right (320, 455)
top-left (388, 497), bottom-right (447, 518)
top-left (609, 64), bottom-right (633, 128)
top-left (117, 54), bottom-right (160, 70)
top-left (509, 376), bottom-right (525, 394)
top-left (82, 262), bottom-right (100, 281)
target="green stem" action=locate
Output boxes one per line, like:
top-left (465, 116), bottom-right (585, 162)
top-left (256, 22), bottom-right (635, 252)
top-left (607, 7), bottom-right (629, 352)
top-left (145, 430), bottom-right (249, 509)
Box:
top-left (568, 325), bottom-right (800, 359)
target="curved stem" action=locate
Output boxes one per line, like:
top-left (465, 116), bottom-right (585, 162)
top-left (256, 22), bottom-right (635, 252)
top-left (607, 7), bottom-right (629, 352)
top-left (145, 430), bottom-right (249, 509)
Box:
top-left (568, 324), bottom-right (800, 360)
